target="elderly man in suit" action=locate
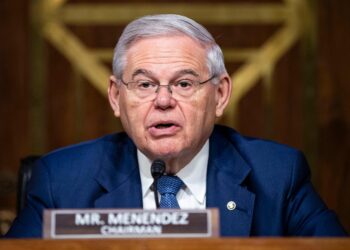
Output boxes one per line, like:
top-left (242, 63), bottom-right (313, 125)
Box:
top-left (6, 14), bottom-right (347, 237)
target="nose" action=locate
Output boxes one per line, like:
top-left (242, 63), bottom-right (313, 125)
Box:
top-left (154, 85), bottom-right (176, 109)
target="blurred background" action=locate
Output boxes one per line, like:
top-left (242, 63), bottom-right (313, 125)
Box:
top-left (0, 0), bottom-right (349, 235)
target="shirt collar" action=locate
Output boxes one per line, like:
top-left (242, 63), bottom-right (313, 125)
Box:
top-left (138, 140), bottom-right (209, 205)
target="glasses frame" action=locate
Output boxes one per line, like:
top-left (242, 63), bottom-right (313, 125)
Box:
top-left (118, 75), bottom-right (217, 100)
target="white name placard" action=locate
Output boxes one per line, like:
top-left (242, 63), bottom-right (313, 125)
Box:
top-left (43, 209), bottom-right (219, 239)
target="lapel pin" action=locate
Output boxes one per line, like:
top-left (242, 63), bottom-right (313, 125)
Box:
top-left (227, 201), bottom-right (236, 211)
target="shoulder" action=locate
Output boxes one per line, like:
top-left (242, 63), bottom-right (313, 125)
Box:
top-left (213, 125), bottom-right (299, 155)
top-left (212, 125), bottom-right (302, 159)
top-left (212, 125), bottom-right (309, 187)
top-left (38, 132), bottom-right (133, 176)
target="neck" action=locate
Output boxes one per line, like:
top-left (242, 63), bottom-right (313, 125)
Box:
top-left (151, 140), bottom-right (210, 175)
top-left (163, 158), bottom-right (190, 175)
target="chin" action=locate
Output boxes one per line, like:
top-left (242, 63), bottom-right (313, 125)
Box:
top-left (139, 136), bottom-right (189, 159)
top-left (152, 148), bottom-right (181, 159)
top-left (146, 145), bottom-right (184, 161)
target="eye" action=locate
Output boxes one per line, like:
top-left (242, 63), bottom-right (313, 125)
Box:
top-left (136, 80), bottom-right (156, 89)
top-left (174, 79), bottom-right (194, 89)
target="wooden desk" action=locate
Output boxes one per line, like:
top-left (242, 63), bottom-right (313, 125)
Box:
top-left (1, 238), bottom-right (349, 250)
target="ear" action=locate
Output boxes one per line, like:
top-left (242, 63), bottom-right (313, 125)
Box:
top-left (108, 75), bottom-right (121, 117)
top-left (215, 74), bottom-right (232, 118)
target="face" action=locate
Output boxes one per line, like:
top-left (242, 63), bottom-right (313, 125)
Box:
top-left (109, 35), bottom-right (231, 171)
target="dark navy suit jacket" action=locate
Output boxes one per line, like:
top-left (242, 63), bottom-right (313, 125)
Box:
top-left (6, 125), bottom-right (347, 237)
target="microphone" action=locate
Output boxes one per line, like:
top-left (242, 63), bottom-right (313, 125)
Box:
top-left (151, 159), bottom-right (165, 209)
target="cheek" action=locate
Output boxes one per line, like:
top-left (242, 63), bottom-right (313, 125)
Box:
top-left (183, 97), bottom-right (216, 130)
top-left (118, 99), bottom-right (147, 133)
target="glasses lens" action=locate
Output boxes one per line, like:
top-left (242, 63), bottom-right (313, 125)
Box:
top-left (130, 80), bottom-right (157, 98)
top-left (171, 79), bottom-right (196, 98)
top-left (123, 76), bottom-right (212, 101)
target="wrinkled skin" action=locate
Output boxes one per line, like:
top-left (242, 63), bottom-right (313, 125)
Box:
top-left (108, 35), bottom-right (232, 173)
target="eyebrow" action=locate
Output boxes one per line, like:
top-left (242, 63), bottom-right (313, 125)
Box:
top-left (131, 69), bottom-right (153, 79)
top-left (130, 68), bottom-right (200, 80)
top-left (174, 69), bottom-right (200, 78)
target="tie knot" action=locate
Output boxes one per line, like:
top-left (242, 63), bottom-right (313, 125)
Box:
top-left (158, 175), bottom-right (183, 195)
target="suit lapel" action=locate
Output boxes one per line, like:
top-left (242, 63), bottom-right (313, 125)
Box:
top-left (93, 134), bottom-right (143, 208)
top-left (91, 128), bottom-right (254, 235)
top-left (206, 127), bottom-right (255, 236)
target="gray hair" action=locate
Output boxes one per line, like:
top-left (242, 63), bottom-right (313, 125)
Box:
top-left (112, 14), bottom-right (227, 82)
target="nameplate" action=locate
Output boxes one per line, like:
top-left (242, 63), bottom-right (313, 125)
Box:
top-left (43, 209), bottom-right (219, 239)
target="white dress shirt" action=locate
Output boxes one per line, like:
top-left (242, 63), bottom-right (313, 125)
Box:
top-left (138, 140), bottom-right (209, 210)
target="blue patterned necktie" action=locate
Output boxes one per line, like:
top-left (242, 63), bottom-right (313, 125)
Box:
top-left (158, 175), bottom-right (184, 208)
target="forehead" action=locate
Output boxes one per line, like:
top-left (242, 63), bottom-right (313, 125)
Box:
top-left (124, 35), bottom-right (208, 77)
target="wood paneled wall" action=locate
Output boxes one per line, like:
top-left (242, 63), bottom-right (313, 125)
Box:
top-left (317, 0), bottom-right (350, 231)
top-left (0, 0), bottom-right (349, 233)
top-left (0, 0), bottom-right (29, 210)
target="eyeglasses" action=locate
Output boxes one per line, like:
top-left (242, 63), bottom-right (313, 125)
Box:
top-left (118, 75), bottom-right (216, 101)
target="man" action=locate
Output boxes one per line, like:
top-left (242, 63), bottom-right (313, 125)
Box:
top-left (6, 14), bottom-right (347, 237)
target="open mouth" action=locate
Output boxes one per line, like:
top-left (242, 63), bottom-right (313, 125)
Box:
top-left (155, 123), bottom-right (175, 129)
top-left (149, 121), bottom-right (180, 136)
